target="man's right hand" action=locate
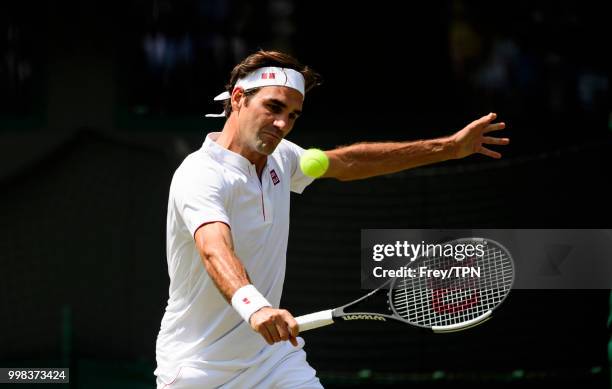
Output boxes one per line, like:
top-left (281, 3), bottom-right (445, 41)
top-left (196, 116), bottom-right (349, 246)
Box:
top-left (249, 307), bottom-right (299, 347)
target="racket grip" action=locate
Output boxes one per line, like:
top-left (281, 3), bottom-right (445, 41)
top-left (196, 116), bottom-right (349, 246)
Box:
top-left (295, 309), bottom-right (334, 332)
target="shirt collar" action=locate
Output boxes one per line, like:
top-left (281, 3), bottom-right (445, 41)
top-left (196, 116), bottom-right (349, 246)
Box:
top-left (202, 132), bottom-right (260, 176)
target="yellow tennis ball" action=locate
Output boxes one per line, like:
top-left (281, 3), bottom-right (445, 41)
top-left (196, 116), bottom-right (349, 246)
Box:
top-left (300, 148), bottom-right (329, 178)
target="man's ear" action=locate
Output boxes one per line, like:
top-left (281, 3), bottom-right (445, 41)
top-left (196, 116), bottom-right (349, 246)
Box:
top-left (231, 88), bottom-right (244, 112)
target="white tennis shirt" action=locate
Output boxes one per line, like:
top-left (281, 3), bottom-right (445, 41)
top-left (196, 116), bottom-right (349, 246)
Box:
top-left (155, 132), bottom-right (314, 382)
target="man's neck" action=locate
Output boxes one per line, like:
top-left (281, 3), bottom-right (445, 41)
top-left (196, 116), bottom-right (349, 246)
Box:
top-left (217, 115), bottom-right (267, 178)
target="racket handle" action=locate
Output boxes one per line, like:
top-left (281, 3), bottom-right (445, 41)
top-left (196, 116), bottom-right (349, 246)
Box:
top-left (295, 309), bottom-right (334, 332)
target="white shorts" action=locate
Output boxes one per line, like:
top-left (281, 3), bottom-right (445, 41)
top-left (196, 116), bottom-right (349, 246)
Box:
top-left (156, 340), bottom-right (323, 389)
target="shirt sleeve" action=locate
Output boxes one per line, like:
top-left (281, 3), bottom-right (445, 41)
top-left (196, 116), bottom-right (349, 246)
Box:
top-left (171, 162), bottom-right (231, 238)
top-left (279, 139), bottom-right (316, 194)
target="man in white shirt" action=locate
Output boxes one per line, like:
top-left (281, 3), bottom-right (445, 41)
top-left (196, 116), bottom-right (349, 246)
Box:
top-left (155, 50), bottom-right (509, 388)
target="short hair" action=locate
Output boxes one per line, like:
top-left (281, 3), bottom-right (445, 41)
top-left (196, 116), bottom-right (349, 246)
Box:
top-left (222, 50), bottom-right (322, 116)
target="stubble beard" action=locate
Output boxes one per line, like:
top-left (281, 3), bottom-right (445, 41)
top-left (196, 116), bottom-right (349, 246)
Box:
top-left (254, 134), bottom-right (279, 156)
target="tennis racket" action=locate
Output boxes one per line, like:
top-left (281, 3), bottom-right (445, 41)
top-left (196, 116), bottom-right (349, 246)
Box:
top-left (296, 237), bottom-right (514, 333)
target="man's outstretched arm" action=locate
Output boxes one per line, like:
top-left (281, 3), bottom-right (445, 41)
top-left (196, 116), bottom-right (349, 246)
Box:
top-left (323, 113), bottom-right (508, 181)
top-left (195, 222), bottom-right (299, 346)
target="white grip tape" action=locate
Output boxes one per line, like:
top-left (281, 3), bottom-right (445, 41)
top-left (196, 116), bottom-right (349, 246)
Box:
top-left (231, 285), bottom-right (272, 324)
top-left (295, 310), bottom-right (334, 332)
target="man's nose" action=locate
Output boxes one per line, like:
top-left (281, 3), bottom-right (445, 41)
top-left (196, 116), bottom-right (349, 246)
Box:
top-left (273, 117), bottom-right (287, 130)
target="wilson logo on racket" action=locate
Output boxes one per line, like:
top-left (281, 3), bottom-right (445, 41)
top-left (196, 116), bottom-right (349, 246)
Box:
top-left (342, 314), bottom-right (386, 321)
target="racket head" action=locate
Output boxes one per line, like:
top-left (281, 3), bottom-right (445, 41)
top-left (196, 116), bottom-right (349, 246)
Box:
top-left (387, 237), bottom-right (514, 332)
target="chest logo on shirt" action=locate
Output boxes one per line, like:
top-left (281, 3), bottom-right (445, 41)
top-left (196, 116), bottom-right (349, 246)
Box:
top-left (270, 169), bottom-right (280, 185)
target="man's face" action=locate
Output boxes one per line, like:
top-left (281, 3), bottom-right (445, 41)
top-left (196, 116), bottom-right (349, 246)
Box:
top-left (235, 86), bottom-right (303, 156)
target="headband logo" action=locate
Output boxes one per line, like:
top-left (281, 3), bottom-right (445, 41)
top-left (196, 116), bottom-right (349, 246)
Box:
top-left (261, 73), bottom-right (276, 80)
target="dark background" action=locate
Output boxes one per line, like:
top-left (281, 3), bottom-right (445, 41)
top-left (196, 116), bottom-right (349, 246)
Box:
top-left (1, 1), bottom-right (611, 388)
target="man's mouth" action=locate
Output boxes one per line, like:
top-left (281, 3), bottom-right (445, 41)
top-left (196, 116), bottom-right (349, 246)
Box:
top-left (261, 131), bottom-right (282, 141)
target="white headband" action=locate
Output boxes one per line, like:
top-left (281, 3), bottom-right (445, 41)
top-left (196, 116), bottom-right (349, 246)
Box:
top-left (206, 67), bottom-right (305, 117)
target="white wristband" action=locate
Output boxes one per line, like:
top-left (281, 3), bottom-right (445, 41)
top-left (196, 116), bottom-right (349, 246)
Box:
top-left (231, 285), bottom-right (272, 324)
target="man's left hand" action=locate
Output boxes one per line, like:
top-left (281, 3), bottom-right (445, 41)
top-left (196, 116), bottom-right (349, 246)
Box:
top-left (451, 112), bottom-right (509, 159)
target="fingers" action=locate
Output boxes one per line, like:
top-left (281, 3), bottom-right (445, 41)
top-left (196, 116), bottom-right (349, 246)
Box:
top-left (287, 315), bottom-right (299, 347)
top-left (272, 316), bottom-right (289, 342)
top-left (260, 325), bottom-right (274, 345)
top-left (478, 146), bottom-right (502, 159)
top-left (250, 308), bottom-right (299, 347)
top-left (289, 334), bottom-right (299, 347)
top-left (481, 128), bottom-right (508, 159)
top-left (483, 122), bottom-right (506, 133)
top-left (483, 136), bottom-right (510, 145)
top-left (475, 113), bottom-right (506, 133)
top-left (276, 311), bottom-right (300, 347)
top-left (477, 112), bottom-right (497, 125)
top-left (455, 113), bottom-right (507, 160)
top-left (267, 322), bottom-right (282, 343)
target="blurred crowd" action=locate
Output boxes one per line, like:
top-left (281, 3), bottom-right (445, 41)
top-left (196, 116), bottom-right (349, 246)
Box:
top-left (449, 0), bottom-right (609, 128)
top-left (1, 1), bottom-right (609, 130)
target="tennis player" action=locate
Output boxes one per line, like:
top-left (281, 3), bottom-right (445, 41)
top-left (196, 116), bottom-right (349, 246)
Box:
top-left (154, 50), bottom-right (509, 388)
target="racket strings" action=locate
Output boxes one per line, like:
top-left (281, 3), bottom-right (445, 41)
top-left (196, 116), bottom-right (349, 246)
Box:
top-left (390, 242), bottom-right (513, 328)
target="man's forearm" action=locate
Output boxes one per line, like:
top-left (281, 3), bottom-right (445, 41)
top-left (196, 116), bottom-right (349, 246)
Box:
top-left (195, 223), bottom-right (252, 302)
top-left (201, 245), bottom-right (251, 303)
top-left (203, 252), bottom-right (250, 301)
top-left (196, 223), bottom-right (277, 333)
top-left (325, 136), bottom-right (456, 181)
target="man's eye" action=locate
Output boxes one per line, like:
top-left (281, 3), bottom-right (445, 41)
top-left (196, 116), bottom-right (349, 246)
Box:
top-left (268, 105), bottom-right (281, 113)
